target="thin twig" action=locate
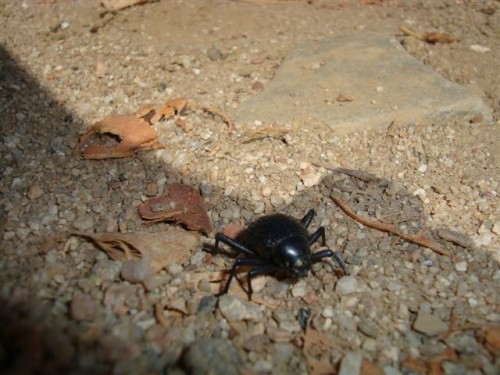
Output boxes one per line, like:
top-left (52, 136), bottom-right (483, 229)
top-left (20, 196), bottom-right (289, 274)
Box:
top-left (330, 195), bottom-right (450, 257)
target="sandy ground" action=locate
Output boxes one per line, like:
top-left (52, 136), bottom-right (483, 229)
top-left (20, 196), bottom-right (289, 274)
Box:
top-left (0, 1), bottom-right (499, 374)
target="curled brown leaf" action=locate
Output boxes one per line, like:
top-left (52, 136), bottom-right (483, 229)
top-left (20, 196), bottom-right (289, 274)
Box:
top-left (138, 183), bottom-right (212, 234)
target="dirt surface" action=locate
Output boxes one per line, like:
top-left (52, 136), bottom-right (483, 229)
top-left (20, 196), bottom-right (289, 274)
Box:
top-left (0, 1), bottom-right (499, 374)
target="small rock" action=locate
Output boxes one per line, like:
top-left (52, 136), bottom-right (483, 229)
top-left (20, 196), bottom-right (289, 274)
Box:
top-left (70, 292), bottom-right (97, 321)
top-left (218, 295), bottom-right (263, 322)
top-left (301, 172), bottom-right (322, 187)
top-left (121, 257), bottom-right (154, 283)
top-left (72, 214), bottom-right (95, 231)
top-left (492, 221), bottom-right (500, 235)
top-left (167, 263), bottom-right (183, 275)
top-left (190, 251), bottom-right (206, 267)
top-left (413, 311), bottom-right (448, 336)
top-left (339, 350), bottom-right (363, 375)
top-left (183, 337), bottom-right (242, 375)
top-left (207, 45), bottom-right (223, 61)
top-left (291, 280), bottom-right (307, 297)
top-left (251, 81), bottom-right (265, 91)
top-left (27, 184), bottom-right (43, 200)
top-left (358, 319), bottom-right (379, 338)
top-left (454, 261), bottom-right (468, 272)
top-left (197, 295), bottom-right (218, 314)
top-left (437, 228), bottom-right (473, 248)
top-left (336, 276), bottom-right (359, 295)
top-left (273, 310), bottom-right (301, 333)
top-left (336, 93), bottom-right (354, 102)
top-left (92, 259), bottom-right (122, 282)
top-left (413, 188), bottom-right (427, 202)
top-left (473, 233), bottom-right (492, 247)
top-left (469, 44), bottom-right (490, 53)
top-left (418, 164), bottom-right (428, 173)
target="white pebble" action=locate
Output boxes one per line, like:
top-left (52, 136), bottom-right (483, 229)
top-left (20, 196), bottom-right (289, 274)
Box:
top-left (469, 44), bottom-right (490, 53)
top-left (336, 276), bottom-right (359, 295)
top-left (454, 261), bottom-right (468, 272)
top-left (413, 188), bottom-right (426, 201)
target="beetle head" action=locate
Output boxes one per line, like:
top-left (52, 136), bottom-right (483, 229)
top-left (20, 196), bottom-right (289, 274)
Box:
top-left (275, 237), bottom-right (311, 278)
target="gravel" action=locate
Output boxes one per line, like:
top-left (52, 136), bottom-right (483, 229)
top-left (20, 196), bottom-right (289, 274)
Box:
top-left (0, 1), bottom-right (499, 374)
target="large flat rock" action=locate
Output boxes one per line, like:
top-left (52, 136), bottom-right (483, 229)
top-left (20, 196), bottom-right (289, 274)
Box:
top-left (234, 33), bottom-right (492, 132)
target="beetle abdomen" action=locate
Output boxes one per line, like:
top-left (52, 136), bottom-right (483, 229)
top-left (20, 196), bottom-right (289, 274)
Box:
top-left (237, 214), bottom-right (309, 256)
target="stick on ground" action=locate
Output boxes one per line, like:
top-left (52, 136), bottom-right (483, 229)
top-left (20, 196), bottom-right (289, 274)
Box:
top-left (330, 194), bottom-right (450, 257)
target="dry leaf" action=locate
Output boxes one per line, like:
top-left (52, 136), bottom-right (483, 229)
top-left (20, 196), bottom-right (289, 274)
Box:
top-left (243, 125), bottom-right (290, 143)
top-left (424, 32), bottom-right (453, 44)
top-left (138, 183), bottom-right (212, 234)
top-left (299, 326), bottom-right (337, 375)
top-left (484, 325), bottom-right (500, 356)
top-left (400, 26), bottom-right (453, 44)
top-left (137, 97), bottom-right (233, 131)
top-left (222, 220), bottom-right (245, 239)
top-left (429, 347), bottom-right (457, 375)
top-left (361, 359), bottom-right (385, 375)
top-left (72, 115), bottom-right (163, 159)
top-left (74, 227), bottom-right (199, 272)
top-left (401, 356), bottom-right (428, 374)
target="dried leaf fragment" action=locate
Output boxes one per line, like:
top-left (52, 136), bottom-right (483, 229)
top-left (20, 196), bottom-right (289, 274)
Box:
top-left (74, 228), bottom-right (199, 273)
top-left (138, 183), bottom-right (212, 234)
top-left (484, 325), bottom-right (500, 356)
top-left (137, 97), bottom-right (233, 131)
top-left (299, 326), bottom-right (337, 375)
top-left (424, 32), bottom-right (454, 44)
top-left (400, 26), bottom-right (453, 44)
top-left (73, 115), bottom-right (163, 159)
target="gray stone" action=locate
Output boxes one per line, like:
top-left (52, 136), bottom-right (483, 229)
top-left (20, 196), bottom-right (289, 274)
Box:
top-left (218, 295), bottom-right (263, 322)
top-left (70, 292), bottom-right (97, 321)
top-left (336, 276), bottom-right (359, 295)
top-left (121, 257), bottom-right (154, 283)
top-left (338, 350), bottom-right (363, 375)
top-left (183, 337), bottom-right (242, 375)
top-left (413, 311), bottom-right (448, 336)
top-left (72, 214), bottom-right (95, 231)
top-left (437, 228), bottom-right (474, 248)
top-left (234, 33), bottom-right (492, 133)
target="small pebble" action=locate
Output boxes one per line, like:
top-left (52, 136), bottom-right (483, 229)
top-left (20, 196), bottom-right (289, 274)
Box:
top-left (469, 44), bottom-right (490, 53)
top-left (184, 337), bottom-right (242, 375)
top-left (70, 292), bottom-right (97, 321)
top-left (207, 45), bottom-right (223, 61)
top-left (413, 188), bottom-right (427, 202)
top-left (218, 295), bottom-right (263, 322)
top-left (454, 261), bottom-right (468, 272)
top-left (121, 257), bottom-right (154, 283)
top-left (72, 214), bottom-right (95, 231)
top-left (437, 228), bottom-right (473, 248)
top-left (27, 184), bottom-right (43, 200)
top-left (336, 276), bottom-right (359, 295)
top-left (290, 280), bottom-right (307, 297)
top-left (301, 172), bottom-right (322, 187)
top-left (339, 350), bottom-right (362, 375)
top-left (413, 311), bottom-right (448, 336)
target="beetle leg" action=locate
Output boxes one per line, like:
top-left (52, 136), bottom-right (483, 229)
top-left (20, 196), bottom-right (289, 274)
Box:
top-left (217, 257), bottom-right (271, 298)
top-left (215, 233), bottom-right (258, 257)
top-left (311, 248), bottom-right (349, 276)
top-left (246, 263), bottom-right (276, 300)
top-left (309, 226), bottom-right (326, 246)
top-left (301, 209), bottom-right (315, 228)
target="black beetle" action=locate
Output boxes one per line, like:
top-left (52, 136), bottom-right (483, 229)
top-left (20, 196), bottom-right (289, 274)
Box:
top-left (214, 209), bottom-right (348, 300)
